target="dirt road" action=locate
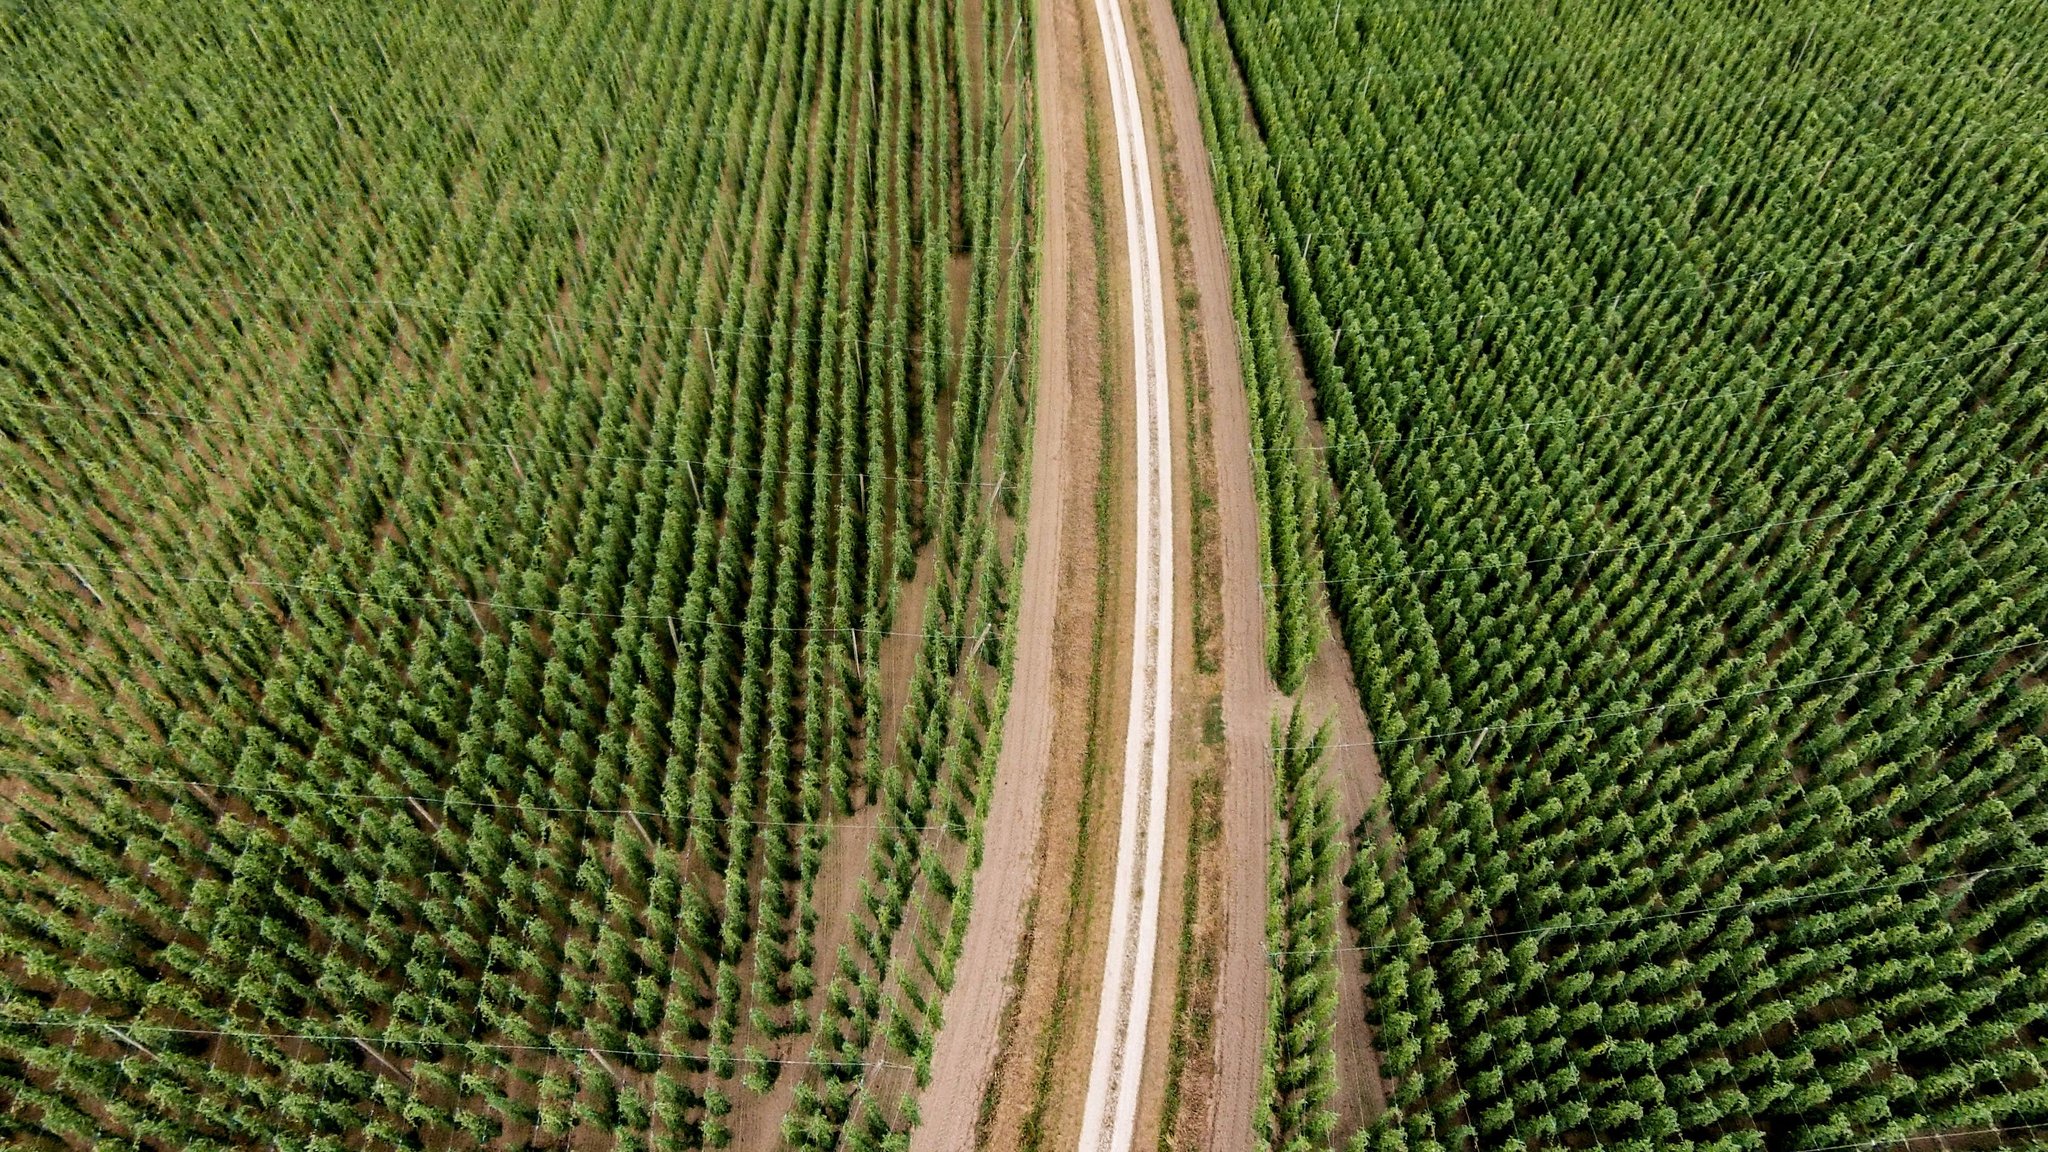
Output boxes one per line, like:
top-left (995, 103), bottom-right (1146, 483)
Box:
top-left (917, 0), bottom-right (1383, 1145)
top-left (1075, 0), bottom-right (1176, 1147)
top-left (907, 5), bottom-right (1076, 1148)
top-left (1129, 1), bottom-right (1277, 1147)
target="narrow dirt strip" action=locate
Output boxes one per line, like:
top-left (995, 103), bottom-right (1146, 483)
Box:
top-left (906, 4), bottom-right (1075, 1147)
top-left (1076, 0), bottom-right (1176, 1146)
top-left (1132, 2), bottom-right (1281, 1148)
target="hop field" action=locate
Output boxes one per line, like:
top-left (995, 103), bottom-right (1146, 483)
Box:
top-left (0, 0), bottom-right (1033, 1148)
top-left (1174, 0), bottom-right (2048, 1147)
top-left (9, 0), bottom-right (2048, 1146)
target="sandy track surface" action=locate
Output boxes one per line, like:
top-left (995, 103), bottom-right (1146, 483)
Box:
top-left (1138, 2), bottom-right (1389, 1144)
top-left (1075, 0), bottom-right (1176, 1147)
top-left (907, 6), bottom-right (1076, 1148)
top-left (1124, 1), bottom-right (1277, 1148)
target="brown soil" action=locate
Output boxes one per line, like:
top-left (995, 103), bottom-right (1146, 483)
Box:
top-left (922, 0), bottom-right (1139, 1146)
top-left (1128, 0), bottom-right (1395, 1146)
top-left (1121, 0), bottom-right (1215, 1145)
top-left (903, 21), bottom-right (1063, 1143)
top-left (1264, 104), bottom-right (1391, 1147)
top-left (1299, 626), bottom-right (1391, 1134)
top-left (1137, 0), bottom-right (1393, 1141)
top-left (1122, 2), bottom-right (1278, 1149)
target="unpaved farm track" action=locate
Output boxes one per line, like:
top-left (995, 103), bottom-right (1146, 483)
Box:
top-left (1077, 0), bottom-right (1176, 1146)
top-left (908, 4), bottom-right (1074, 1147)
top-left (1131, 0), bottom-right (1277, 1146)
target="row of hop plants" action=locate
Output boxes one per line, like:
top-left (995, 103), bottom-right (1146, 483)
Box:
top-left (0, 0), bottom-right (1035, 1147)
top-left (1176, 0), bottom-right (2048, 1146)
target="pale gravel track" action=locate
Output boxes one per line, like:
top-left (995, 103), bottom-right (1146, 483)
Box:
top-left (906, 2), bottom-right (1075, 1146)
top-left (1076, 0), bottom-right (1176, 1146)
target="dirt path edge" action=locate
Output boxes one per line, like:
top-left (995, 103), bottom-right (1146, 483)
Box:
top-left (907, 4), bottom-right (1072, 1146)
top-left (1129, 0), bottom-right (1275, 1149)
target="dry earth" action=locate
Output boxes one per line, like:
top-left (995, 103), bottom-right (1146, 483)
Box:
top-left (915, 0), bottom-right (1137, 1146)
top-left (1127, 0), bottom-right (1392, 1148)
top-left (1074, 0), bottom-right (1178, 1133)
top-left (908, 0), bottom-right (1080, 1139)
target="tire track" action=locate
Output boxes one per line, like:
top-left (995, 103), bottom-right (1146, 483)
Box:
top-left (1076, 0), bottom-right (1175, 1145)
top-left (1129, 1), bottom-right (1276, 1147)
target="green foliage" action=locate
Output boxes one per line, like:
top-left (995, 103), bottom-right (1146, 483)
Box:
top-left (1176, 0), bottom-right (1325, 691)
top-left (1260, 706), bottom-right (1340, 1152)
top-left (0, 0), bottom-right (1033, 1148)
top-left (1175, 0), bottom-right (2048, 1147)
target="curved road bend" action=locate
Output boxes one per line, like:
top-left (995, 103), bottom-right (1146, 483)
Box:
top-left (1077, 0), bottom-right (1176, 1147)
